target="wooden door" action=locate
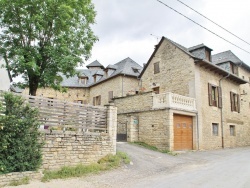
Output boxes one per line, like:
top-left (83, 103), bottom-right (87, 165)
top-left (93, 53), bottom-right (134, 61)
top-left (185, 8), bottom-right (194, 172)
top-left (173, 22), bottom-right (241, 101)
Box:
top-left (174, 114), bottom-right (193, 150)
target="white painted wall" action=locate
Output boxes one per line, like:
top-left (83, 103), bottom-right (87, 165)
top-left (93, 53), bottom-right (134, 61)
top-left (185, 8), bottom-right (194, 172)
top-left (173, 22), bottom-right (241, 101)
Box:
top-left (0, 57), bottom-right (11, 91)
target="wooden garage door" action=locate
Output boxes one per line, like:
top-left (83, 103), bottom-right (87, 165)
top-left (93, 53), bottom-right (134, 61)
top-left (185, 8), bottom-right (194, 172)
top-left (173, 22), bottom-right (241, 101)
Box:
top-left (174, 114), bottom-right (193, 151)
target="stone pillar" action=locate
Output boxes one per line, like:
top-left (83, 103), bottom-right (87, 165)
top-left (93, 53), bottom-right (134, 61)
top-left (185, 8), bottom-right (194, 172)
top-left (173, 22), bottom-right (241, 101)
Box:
top-left (105, 103), bottom-right (117, 155)
top-left (127, 116), bottom-right (139, 142)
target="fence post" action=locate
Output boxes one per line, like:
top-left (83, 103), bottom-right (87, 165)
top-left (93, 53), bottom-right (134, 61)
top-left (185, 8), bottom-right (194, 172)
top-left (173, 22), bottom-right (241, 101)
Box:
top-left (105, 103), bottom-right (117, 155)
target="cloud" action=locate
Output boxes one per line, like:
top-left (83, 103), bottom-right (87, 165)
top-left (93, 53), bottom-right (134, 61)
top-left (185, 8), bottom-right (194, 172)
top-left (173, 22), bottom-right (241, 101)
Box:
top-left (87, 0), bottom-right (250, 67)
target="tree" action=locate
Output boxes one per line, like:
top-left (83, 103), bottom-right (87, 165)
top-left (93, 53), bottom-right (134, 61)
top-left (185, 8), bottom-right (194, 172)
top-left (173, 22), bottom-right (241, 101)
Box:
top-left (0, 0), bottom-right (97, 96)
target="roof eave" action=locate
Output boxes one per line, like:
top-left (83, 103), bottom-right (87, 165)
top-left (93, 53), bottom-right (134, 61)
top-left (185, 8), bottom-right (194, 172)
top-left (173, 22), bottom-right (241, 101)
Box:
top-left (195, 60), bottom-right (247, 85)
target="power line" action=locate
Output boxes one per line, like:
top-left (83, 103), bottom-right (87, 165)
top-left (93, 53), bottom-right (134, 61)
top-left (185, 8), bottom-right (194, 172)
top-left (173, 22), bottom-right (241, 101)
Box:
top-left (156, 0), bottom-right (250, 55)
top-left (175, 0), bottom-right (250, 46)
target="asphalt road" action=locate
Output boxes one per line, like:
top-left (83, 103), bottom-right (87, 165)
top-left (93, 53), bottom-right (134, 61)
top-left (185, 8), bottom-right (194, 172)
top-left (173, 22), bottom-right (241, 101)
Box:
top-left (8, 142), bottom-right (250, 188)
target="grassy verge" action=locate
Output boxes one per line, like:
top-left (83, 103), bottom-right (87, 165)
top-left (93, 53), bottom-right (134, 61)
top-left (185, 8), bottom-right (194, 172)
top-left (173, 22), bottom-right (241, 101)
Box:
top-left (8, 177), bottom-right (29, 186)
top-left (42, 151), bottom-right (130, 182)
top-left (130, 142), bottom-right (177, 156)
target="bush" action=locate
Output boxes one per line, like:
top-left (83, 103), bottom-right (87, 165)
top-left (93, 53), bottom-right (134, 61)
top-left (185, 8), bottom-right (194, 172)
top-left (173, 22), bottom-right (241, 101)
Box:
top-left (0, 92), bottom-right (43, 174)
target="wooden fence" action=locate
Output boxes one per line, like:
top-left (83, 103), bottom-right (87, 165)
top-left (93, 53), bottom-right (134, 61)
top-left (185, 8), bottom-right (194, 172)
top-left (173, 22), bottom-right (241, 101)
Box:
top-left (0, 91), bottom-right (107, 132)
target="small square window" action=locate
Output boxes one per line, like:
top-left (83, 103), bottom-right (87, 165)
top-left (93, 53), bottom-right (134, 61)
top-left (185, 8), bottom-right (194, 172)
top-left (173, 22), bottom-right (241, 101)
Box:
top-left (230, 125), bottom-right (236, 136)
top-left (212, 123), bottom-right (219, 136)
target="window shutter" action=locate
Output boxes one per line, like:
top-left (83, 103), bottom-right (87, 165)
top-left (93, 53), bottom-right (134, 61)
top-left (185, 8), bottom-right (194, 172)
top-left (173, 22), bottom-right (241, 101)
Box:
top-left (154, 62), bottom-right (160, 74)
top-left (230, 92), bottom-right (234, 111)
top-left (99, 95), bottom-right (101, 105)
top-left (208, 83), bottom-right (212, 106)
top-left (93, 97), bottom-right (95, 106)
top-left (237, 94), bottom-right (240, 113)
top-left (218, 87), bottom-right (222, 108)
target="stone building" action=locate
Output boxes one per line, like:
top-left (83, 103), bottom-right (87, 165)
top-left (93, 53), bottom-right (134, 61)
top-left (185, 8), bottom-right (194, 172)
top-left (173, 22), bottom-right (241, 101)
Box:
top-left (0, 56), bottom-right (12, 91)
top-left (23, 57), bottom-right (142, 106)
top-left (114, 36), bottom-right (250, 151)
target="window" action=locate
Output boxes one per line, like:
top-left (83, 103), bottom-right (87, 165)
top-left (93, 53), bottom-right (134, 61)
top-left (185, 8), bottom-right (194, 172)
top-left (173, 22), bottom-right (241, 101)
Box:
top-left (154, 62), bottom-right (160, 74)
top-left (74, 100), bottom-right (83, 104)
top-left (230, 92), bottom-right (240, 113)
top-left (230, 63), bottom-right (238, 75)
top-left (230, 125), bottom-right (236, 136)
top-left (93, 95), bottom-right (101, 106)
top-left (208, 83), bottom-right (222, 108)
top-left (153, 87), bottom-right (159, 94)
top-left (212, 123), bottom-right (219, 136)
top-left (108, 91), bottom-right (113, 102)
top-left (132, 67), bottom-right (139, 73)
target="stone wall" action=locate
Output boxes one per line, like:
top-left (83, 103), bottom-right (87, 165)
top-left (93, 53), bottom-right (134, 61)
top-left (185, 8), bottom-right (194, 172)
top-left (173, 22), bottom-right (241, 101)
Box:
top-left (42, 132), bottom-right (115, 170)
top-left (140, 38), bottom-right (196, 97)
top-left (196, 65), bottom-right (250, 150)
top-left (0, 171), bottom-right (42, 187)
top-left (114, 92), bottom-right (171, 150)
top-left (23, 87), bottom-right (90, 104)
top-left (114, 92), bottom-right (153, 114)
top-left (89, 75), bottom-right (139, 106)
top-left (0, 105), bottom-right (117, 186)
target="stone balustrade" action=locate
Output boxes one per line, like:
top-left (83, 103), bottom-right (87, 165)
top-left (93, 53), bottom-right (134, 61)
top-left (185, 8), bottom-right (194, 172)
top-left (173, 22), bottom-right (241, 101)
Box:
top-left (152, 92), bottom-right (197, 112)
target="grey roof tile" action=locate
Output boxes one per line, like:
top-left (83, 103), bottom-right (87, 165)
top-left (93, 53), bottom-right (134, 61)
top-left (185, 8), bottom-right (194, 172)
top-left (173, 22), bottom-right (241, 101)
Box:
top-left (212, 50), bottom-right (250, 72)
top-left (188, 44), bottom-right (213, 51)
top-left (60, 57), bottom-right (142, 88)
top-left (86, 60), bottom-right (104, 68)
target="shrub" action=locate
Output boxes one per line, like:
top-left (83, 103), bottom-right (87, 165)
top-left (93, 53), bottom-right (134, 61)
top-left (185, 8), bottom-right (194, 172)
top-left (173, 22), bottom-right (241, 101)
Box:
top-left (0, 92), bottom-right (43, 174)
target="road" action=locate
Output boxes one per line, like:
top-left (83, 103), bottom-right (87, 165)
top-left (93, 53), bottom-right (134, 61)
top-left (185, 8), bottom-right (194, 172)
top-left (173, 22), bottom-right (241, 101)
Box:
top-left (8, 142), bottom-right (250, 188)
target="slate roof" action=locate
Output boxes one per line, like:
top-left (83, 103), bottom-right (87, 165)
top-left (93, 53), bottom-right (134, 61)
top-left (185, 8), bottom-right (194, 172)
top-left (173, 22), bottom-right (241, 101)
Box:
top-left (212, 50), bottom-right (250, 71)
top-left (86, 60), bottom-right (104, 69)
top-left (188, 44), bottom-right (213, 52)
top-left (60, 57), bottom-right (142, 88)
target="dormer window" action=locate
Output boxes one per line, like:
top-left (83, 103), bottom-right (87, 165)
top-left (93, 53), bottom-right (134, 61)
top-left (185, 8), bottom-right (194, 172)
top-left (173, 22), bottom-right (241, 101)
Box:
top-left (132, 67), bottom-right (140, 73)
top-left (79, 77), bottom-right (88, 85)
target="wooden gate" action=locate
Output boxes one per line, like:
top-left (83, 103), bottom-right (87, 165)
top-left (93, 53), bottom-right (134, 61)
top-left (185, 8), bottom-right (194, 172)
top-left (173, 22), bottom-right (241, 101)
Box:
top-left (174, 114), bottom-right (193, 150)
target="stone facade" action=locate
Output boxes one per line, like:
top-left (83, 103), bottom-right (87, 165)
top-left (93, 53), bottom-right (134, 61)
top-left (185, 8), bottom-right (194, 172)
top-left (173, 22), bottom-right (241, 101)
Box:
top-left (141, 39), bottom-right (196, 97)
top-left (23, 87), bottom-right (90, 104)
top-left (114, 37), bottom-right (250, 151)
top-left (195, 65), bottom-right (249, 150)
top-left (89, 75), bottom-right (139, 106)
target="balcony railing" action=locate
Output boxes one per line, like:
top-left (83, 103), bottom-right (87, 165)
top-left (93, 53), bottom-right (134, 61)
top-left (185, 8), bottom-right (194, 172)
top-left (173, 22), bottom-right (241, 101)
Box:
top-left (152, 92), bottom-right (197, 111)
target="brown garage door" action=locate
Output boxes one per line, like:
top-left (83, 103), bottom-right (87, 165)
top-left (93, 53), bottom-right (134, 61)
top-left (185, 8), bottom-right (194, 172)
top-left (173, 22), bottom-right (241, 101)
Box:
top-left (174, 114), bottom-right (193, 151)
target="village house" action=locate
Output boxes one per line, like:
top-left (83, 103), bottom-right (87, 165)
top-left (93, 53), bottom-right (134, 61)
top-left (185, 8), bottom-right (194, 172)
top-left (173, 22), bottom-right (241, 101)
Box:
top-left (0, 56), bottom-right (12, 91)
top-left (23, 57), bottom-right (142, 106)
top-left (114, 36), bottom-right (250, 151)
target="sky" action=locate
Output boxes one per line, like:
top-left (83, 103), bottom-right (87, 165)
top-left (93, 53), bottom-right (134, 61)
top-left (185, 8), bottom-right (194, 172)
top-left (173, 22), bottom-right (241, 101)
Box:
top-left (84, 0), bottom-right (250, 68)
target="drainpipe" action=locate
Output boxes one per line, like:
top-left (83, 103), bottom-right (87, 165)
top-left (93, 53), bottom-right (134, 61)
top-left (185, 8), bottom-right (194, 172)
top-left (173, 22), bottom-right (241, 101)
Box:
top-left (196, 112), bottom-right (199, 150)
top-left (219, 73), bottom-right (230, 148)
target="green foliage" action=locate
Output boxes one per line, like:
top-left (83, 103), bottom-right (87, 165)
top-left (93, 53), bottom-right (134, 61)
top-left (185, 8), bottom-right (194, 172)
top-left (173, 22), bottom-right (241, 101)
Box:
top-left (42, 151), bottom-right (130, 182)
top-left (8, 177), bottom-right (29, 186)
top-left (0, 93), bottom-right (43, 174)
top-left (0, 0), bottom-right (97, 95)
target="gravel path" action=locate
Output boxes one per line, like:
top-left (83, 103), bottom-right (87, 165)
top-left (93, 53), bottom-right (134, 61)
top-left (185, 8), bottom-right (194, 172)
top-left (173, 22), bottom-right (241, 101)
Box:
top-left (6, 142), bottom-right (250, 188)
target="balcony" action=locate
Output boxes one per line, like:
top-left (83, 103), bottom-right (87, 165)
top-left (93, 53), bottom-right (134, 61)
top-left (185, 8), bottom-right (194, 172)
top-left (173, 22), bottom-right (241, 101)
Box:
top-left (152, 92), bottom-right (197, 112)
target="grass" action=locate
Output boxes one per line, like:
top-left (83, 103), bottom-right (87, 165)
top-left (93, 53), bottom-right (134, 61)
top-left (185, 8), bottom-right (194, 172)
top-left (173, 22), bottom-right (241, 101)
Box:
top-left (8, 177), bottom-right (29, 186)
top-left (42, 151), bottom-right (130, 182)
top-left (131, 142), bottom-right (177, 156)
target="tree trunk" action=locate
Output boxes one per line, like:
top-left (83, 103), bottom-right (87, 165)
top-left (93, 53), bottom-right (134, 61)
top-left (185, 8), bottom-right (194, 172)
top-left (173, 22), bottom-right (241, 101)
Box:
top-left (29, 78), bottom-right (39, 96)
